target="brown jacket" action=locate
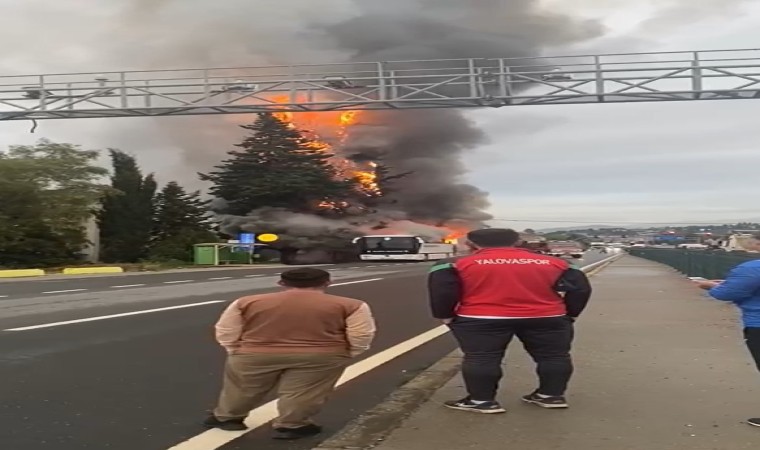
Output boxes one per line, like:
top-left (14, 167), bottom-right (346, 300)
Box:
top-left (215, 289), bottom-right (376, 356)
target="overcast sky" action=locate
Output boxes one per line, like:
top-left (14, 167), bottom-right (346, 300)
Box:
top-left (1, 1), bottom-right (759, 230)
top-left (474, 0), bottom-right (760, 230)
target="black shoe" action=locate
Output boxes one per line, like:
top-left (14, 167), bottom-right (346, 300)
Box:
top-left (443, 397), bottom-right (506, 414)
top-left (522, 392), bottom-right (569, 409)
top-left (202, 414), bottom-right (247, 431)
top-left (272, 424), bottom-right (323, 440)
top-left (748, 418), bottom-right (760, 427)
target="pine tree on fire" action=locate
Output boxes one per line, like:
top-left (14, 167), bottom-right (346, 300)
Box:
top-left (362, 162), bottom-right (412, 208)
top-left (199, 113), bottom-right (357, 215)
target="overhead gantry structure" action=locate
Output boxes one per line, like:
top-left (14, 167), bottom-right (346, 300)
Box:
top-left (1, 48), bottom-right (760, 121)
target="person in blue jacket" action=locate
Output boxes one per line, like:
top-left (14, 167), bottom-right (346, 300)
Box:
top-left (696, 241), bottom-right (760, 428)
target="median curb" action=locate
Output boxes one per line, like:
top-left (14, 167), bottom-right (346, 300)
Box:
top-left (314, 254), bottom-right (624, 450)
top-left (315, 351), bottom-right (462, 450)
top-left (62, 266), bottom-right (125, 275)
top-left (0, 269), bottom-right (46, 278)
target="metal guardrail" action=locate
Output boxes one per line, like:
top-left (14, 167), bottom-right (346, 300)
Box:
top-left (627, 248), bottom-right (760, 279)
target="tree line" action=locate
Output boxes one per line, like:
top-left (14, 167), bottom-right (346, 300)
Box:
top-left (0, 112), bottom-right (384, 268)
top-left (0, 140), bottom-right (214, 268)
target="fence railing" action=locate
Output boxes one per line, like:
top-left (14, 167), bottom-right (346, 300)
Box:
top-left (628, 248), bottom-right (760, 279)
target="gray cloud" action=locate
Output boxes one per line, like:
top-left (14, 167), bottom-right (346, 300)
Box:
top-left (638, 0), bottom-right (753, 33)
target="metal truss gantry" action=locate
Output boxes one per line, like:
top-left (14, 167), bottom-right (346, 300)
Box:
top-left (2, 48), bottom-right (760, 121)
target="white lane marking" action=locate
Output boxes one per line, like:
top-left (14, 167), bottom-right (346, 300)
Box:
top-left (4, 300), bottom-right (226, 332)
top-left (348, 266), bottom-right (360, 269)
top-left (110, 284), bottom-right (146, 289)
top-left (164, 280), bottom-right (193, 284)
top-left (330, 278), bottom-right (383, 287)
top-left (208, 277), bottom-right (232, 281)
top-left (0, 295), bottom-right (8, 298)
top-left (8, 278), bottom-right (387, 332)
top-left (245, 274), bottom-right (264, 278)
top-left (42, 289), bottom-right (88, 294)
top-left (166, 325), bottom-right (449, 450)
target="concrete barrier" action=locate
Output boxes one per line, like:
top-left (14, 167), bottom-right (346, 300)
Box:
top-left (0, 269), bottom-right (46, 278)
top-left (62, 267), bottom-right (124, 275)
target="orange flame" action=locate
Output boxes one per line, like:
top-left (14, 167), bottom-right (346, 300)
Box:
top-left (442, 225), bottom-right (472, 244)
top-left (318, 200), bottom-right (350, 210)
top-left (265, 96), bottom-right (379, 197)
top-left (340, 111), bottom-right (358, 127)
top-left (354, 162), bottom-right (381, 197)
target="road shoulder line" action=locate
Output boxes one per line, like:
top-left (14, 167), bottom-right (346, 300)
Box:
top-left (315, 350), bottom-right (462, 450)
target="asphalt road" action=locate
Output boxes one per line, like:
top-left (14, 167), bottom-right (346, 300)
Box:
top-left (0, 263), bottom-right (389, 299)
top-left (0, 251), bottom-right (610, 450)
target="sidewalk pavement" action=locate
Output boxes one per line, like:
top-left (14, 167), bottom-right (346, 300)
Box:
top-left (361, 256), bottom-right (760, 450)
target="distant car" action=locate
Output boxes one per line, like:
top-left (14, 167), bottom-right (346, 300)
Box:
top-left (630, 243), bottom-right (646, 248)
top-left (677, 243), bottom-right (709, 250)
top-left (541, 69), bottom-right (573, 82)
top-left (546, 241), bottom-right (584, 259)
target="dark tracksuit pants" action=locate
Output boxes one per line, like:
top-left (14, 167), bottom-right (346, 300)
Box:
top-left (746, 327), bottom-right (760, 372)
top-left (449, 316), bottom-right (574, 401)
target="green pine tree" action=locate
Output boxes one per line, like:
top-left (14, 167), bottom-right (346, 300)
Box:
top-left (199, 113), bottom-right (356, 215)
top-left (98, 150), bottom-right (157, 263)
top-left (149, 182), bottom-right (217, 262)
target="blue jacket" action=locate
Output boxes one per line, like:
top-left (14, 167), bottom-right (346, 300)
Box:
top-left (708, 259), bottom-right (760, 328)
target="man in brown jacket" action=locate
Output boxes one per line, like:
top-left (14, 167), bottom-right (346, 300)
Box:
top-left (203, 268), bottom-right (376, 440)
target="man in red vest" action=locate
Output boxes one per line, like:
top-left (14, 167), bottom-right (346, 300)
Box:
top-left (428, 228), bottom-right (592, 413)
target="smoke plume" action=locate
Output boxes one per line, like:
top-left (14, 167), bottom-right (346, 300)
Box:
top-left (122, 0), bottom-right (602, 247)
top-left (1, 1), bottom-right (603, 250)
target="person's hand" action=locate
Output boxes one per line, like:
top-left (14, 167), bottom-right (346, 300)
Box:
top-left (695, 280), bottom-right (720, 290)
top-left (440, 318), bottom-right (454, 325)
top-left (223, 344), bottom-right (241, 355)
top-left (349, 346), bottom-right (370, 358)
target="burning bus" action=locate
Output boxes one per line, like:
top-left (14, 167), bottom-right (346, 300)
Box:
top-left (352, 235), bottom-right (457, 262)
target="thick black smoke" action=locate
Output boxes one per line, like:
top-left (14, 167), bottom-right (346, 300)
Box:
top-left (312, 0), bottom-right (601, 226)
top-left (137, 0), bottom-right (602, 246)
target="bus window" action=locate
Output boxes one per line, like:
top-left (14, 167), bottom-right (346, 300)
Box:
top-left (359, 236), bottom-right (419, 252)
